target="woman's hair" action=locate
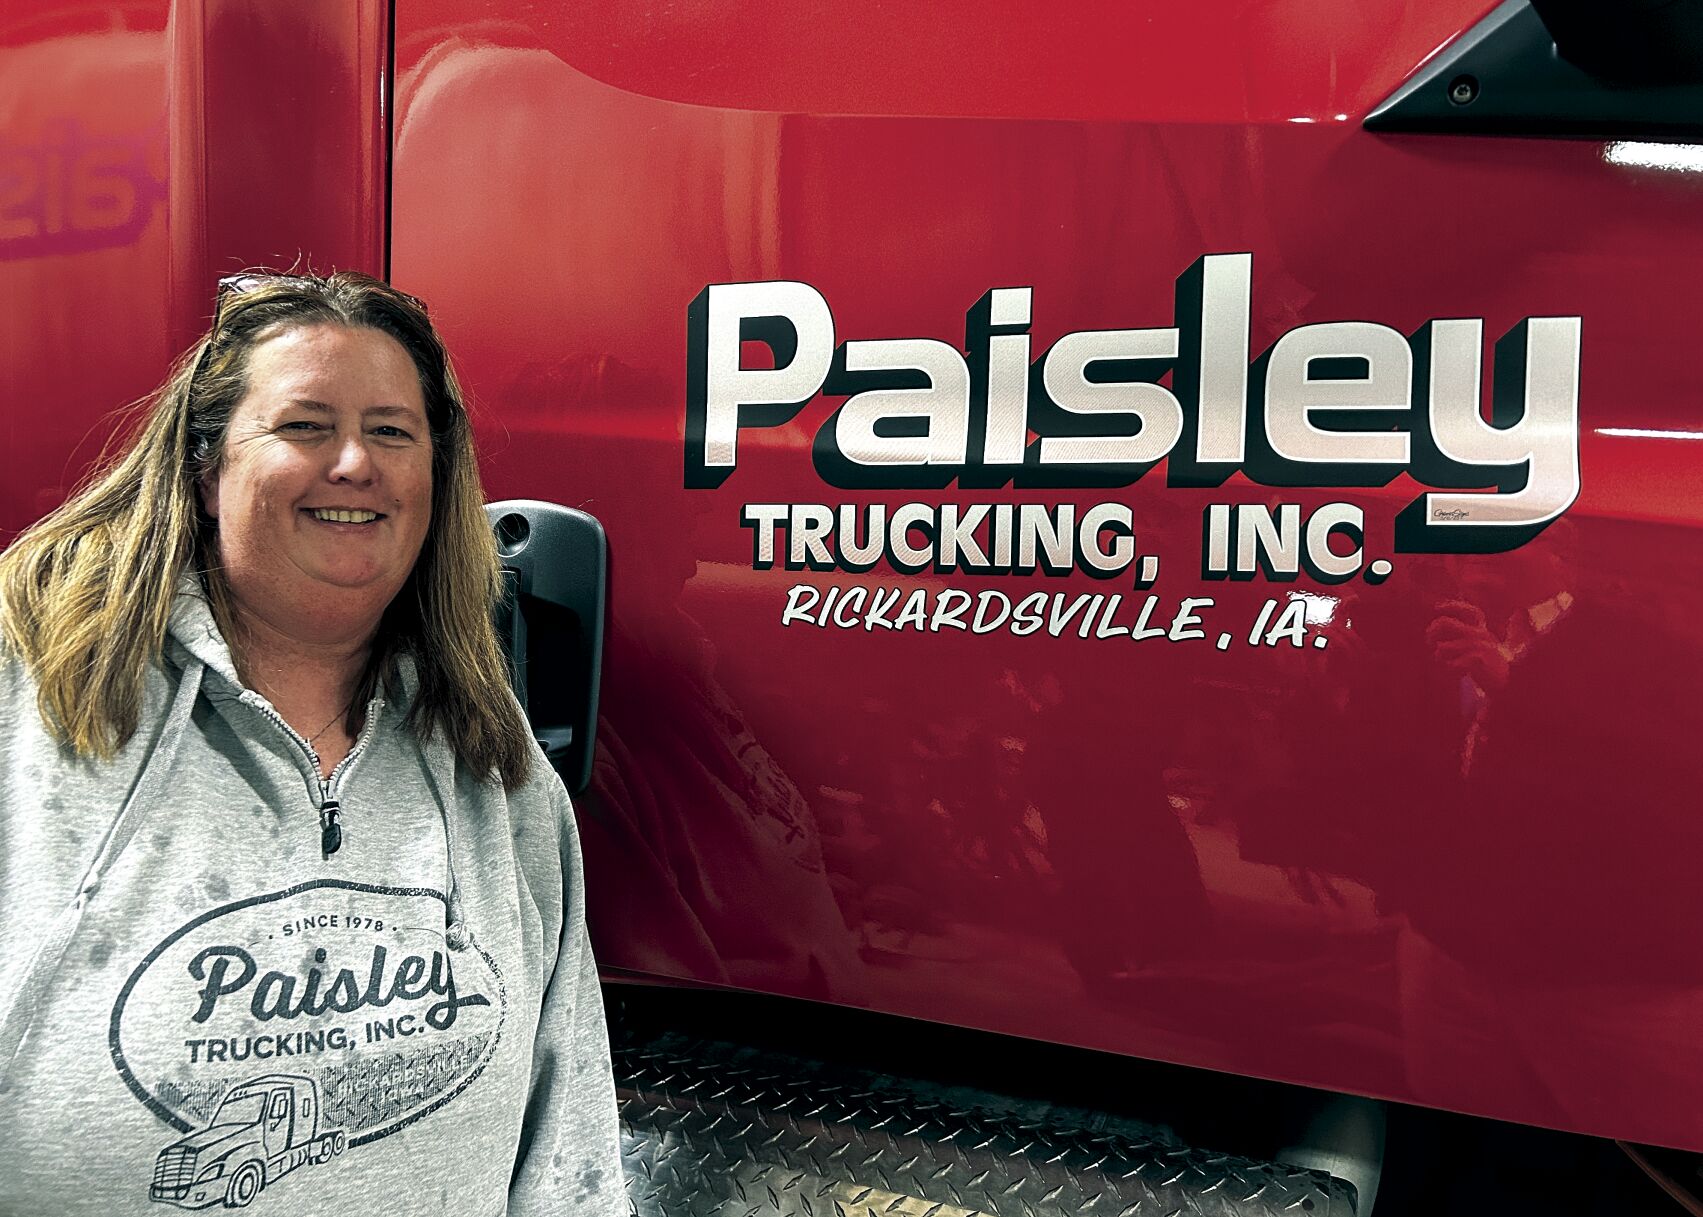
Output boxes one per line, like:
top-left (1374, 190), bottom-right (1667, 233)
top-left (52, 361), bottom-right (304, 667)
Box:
top-left (0, 270), bottom-right (535, 789)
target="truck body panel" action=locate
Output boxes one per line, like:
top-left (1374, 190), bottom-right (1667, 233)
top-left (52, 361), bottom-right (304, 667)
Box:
top-left (8, 0), bottom-right (1703, 1154)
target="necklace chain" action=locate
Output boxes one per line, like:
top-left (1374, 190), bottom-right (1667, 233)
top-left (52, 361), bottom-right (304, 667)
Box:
top-left (238, 654), bottom-right (359, 751)
top-left (306, 700), bottom-right (354, 747)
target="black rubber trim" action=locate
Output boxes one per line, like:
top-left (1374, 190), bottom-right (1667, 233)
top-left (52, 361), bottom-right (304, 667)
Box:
top-left (1364, 0), bottom-right (1703, 140)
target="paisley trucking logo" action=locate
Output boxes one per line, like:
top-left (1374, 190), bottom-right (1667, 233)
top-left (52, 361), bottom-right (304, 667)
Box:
top-left (682, 253), bottom-right (1586, 651)
top-left (109, 880), bottom-right (506, 1209)
top-left (685, 253), bottom-right (1583, 555)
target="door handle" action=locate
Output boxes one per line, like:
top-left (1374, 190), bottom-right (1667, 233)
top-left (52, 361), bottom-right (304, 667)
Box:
top-left (486, 500), bottom-right (608, 794)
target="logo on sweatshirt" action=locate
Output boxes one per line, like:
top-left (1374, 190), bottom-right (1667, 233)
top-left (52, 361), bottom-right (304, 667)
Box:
top-left (110, 880), bottom-right (506, 1208)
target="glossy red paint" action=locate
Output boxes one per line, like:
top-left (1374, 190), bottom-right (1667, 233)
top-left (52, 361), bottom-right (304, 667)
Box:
top-left (9, 0), bottom-right (1703, 1157)
top-left (164, 0), bottom-right (388, 349)
top-left (0, 0), bottom-right (387, 545)
top-left (390, 0), bottom-right (1703, 1151)
top-left (535, 0), bottom-right (1484, 124)
top-left (2, 1), bottom-right (172, 539)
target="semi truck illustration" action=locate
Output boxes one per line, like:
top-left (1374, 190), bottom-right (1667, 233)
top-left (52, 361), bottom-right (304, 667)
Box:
top-left (149, 1074), bottom-right (345, 1209)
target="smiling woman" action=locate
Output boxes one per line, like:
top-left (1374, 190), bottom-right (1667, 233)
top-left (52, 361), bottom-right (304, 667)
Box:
top-left (202, 323), bottom-right (437, 772)
top-left (0, 272), bottom-right (625, 1215)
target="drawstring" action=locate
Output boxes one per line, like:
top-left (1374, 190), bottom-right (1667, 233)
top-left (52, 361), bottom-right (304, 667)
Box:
top-left (0, 657), bottom-right (205, 1090)
top-left (417, 742), bottom-right (471, 951)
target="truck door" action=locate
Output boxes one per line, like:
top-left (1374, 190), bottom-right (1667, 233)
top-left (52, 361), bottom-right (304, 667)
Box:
top-left (389, 0), bottom-right (1703, 1153)
top-left (264, 1088), bottom-right (294, 1157)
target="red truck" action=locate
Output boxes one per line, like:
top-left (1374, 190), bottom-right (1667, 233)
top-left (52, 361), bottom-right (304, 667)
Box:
top-left (6, 2), bottom-right (1702, 1213)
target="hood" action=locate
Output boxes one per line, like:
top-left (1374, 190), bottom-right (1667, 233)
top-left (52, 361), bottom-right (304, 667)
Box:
top-left (166, 573), bottom-right (426, 714)
top-left (166, 1120), bottom-right (263, 1158)
top-left (164, 574), bottom-right (243, 693)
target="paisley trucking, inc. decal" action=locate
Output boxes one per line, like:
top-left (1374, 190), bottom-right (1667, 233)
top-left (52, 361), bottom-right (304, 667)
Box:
top-left (110, 880), bottom-right (505, 1210)
top-left (683, 253), bottom-right (1582, 651)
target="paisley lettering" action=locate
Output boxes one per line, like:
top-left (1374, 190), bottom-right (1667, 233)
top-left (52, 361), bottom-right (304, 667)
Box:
top-left (186, 944), bottom-right (490, 1029)
top-left (186, 946), bottom-right (256, 1024)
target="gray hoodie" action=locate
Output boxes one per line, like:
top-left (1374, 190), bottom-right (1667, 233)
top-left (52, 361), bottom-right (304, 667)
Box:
top-left (0, 582), bottom-right (625, 1215)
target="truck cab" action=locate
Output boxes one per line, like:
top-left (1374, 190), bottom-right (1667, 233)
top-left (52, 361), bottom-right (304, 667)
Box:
top-left (149, 1074), bottom-right (344, 1210)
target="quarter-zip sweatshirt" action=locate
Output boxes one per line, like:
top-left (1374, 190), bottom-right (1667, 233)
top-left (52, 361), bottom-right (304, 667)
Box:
top-left (0, 582), bottom-right (625, 1215)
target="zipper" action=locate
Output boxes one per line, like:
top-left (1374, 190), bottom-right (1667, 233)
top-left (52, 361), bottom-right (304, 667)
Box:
top-left (240, 692), bottom-right (384, 861)
top-left (319, 799), bottom-right (343, 858)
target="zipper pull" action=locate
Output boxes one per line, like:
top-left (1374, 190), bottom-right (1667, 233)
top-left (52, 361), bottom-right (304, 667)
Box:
top-left (320, 799), bottom-right (343, 859)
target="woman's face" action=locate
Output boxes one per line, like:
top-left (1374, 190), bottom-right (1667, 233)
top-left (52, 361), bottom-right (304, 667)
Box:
top-left (202, 323), bottom-right (434, 637)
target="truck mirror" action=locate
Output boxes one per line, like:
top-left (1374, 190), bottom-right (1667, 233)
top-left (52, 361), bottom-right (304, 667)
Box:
top-left (485, 500), bottom-right (608, 795)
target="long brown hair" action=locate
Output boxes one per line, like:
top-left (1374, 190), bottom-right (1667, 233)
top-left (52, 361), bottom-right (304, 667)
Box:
top-left (0, 271), bottom-right (534, 789)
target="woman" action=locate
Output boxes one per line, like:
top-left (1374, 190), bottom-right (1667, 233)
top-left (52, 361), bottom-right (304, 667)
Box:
top-left (0, 272), bottom-right (625, 1214)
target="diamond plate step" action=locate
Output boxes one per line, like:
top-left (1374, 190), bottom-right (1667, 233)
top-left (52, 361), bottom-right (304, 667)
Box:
top-left (612, 1016), bottom-right (1358, 1217)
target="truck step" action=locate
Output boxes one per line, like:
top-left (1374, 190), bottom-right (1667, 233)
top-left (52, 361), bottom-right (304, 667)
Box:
top-left (612, 1015), bottom-right (1359, 1217)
